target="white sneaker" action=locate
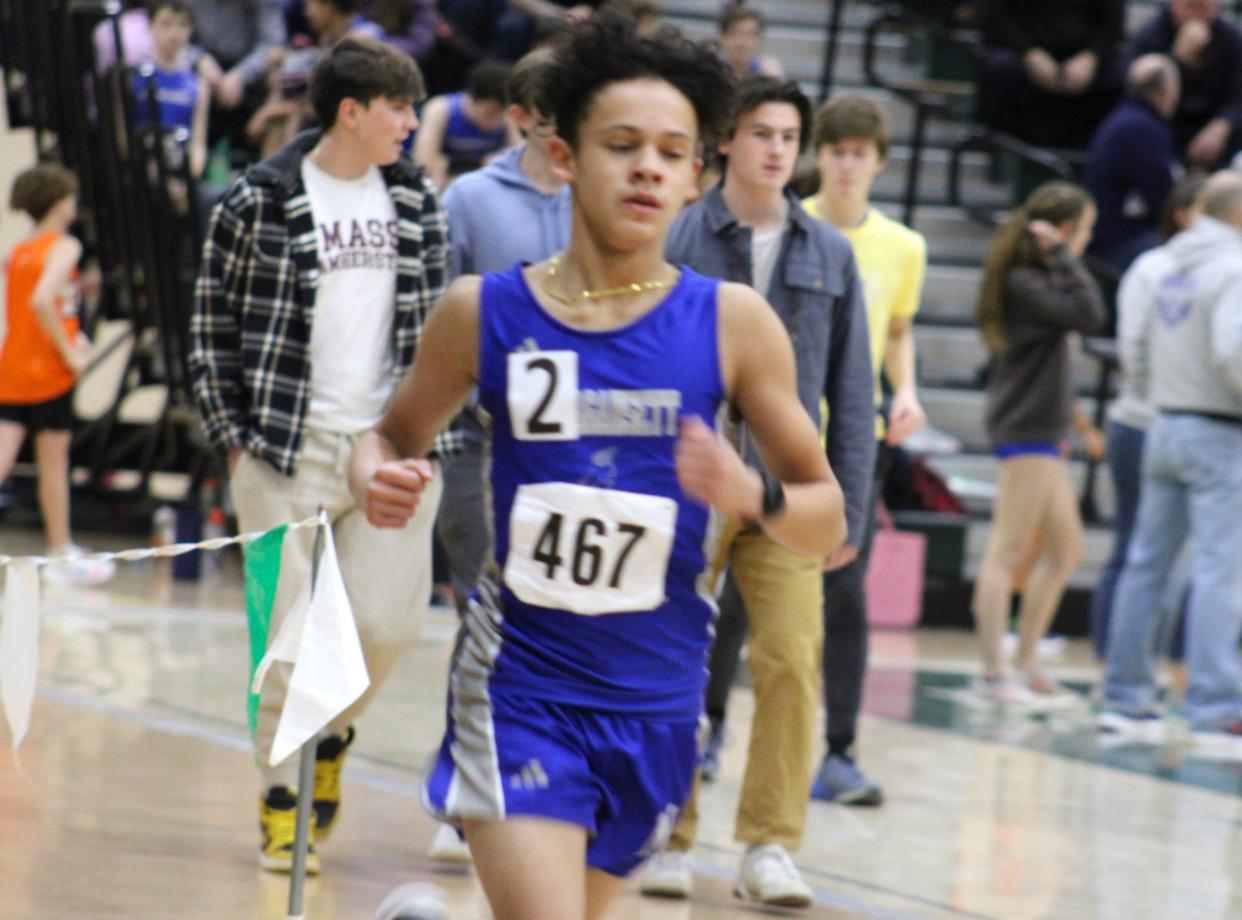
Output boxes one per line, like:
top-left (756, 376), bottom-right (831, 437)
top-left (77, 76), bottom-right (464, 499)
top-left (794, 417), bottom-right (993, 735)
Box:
top-left (426, 824), bottom-right (472, 864)
top-left (373, 882), bottom-right (449, 920)
top-left (734, 844), bottom-right (812, 908)
top-left (639, 849), bottom-right (693, 899)
top-left (42, 545), bottom-right (117, 587)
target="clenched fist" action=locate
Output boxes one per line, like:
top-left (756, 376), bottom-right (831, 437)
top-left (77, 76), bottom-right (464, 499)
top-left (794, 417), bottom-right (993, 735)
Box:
top-left (358, 458), bottom-right (435, 529)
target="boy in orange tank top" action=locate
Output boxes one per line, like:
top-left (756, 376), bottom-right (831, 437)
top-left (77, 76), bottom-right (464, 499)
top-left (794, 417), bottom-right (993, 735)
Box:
top-left (0, 163), bottom-right (114, 586)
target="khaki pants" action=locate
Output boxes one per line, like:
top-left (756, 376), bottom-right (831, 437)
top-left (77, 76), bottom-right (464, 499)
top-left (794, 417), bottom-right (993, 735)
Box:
top-left (230, 428), bottom-right (443, 789)
top-left (670, 520), bottom-right (823, 850)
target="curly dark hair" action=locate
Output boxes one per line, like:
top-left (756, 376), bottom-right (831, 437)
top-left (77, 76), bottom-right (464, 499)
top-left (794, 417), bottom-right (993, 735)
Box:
top-left (10, 163), bottom-right (78, 222)
top-left (538, 11), bottom-right (736, 151)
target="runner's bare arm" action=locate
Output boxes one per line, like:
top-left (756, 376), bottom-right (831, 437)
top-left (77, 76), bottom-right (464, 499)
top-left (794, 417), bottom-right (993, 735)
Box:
top-left (349, 276), bottom-right (481, 527)
top-left (676, 282), bottom-right (845, 557)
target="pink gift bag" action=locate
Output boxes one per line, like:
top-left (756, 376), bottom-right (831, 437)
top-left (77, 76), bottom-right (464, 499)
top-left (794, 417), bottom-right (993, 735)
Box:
top-left (865, 504), bottom-right (926, 629)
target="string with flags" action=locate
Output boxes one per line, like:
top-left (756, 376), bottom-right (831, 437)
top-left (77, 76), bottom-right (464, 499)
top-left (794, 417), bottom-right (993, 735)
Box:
top-left (0, 511), bottom-right (370, 767)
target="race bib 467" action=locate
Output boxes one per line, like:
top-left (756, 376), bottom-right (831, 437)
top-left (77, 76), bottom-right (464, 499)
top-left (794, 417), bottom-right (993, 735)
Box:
top-left (504, 482), bottom-right (678, 615)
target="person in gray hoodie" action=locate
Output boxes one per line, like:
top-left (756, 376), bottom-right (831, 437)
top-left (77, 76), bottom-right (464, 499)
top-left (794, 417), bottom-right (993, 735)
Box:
top-left (1100, 170), bottom-right (1242, 736)
top-left (1088, 176), bottom-right (1204, 663)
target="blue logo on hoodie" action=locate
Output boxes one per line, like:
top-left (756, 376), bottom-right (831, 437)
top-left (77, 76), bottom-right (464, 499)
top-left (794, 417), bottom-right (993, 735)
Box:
top-left (1156, 274), bottom-right (1194, 327)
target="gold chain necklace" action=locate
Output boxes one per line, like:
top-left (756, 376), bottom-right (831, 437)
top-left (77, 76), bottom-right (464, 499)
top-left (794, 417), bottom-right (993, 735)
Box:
top-left (542, 256), bottom-right (679, 305)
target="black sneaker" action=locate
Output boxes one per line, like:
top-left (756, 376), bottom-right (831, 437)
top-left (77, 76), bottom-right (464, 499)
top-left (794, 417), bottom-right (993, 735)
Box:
top-left (313, 726), bottom-right (355, 839)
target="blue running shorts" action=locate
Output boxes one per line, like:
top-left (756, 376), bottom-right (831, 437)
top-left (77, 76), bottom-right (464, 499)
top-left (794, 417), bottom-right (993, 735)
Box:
top-left (423, 690), bottom-right (699, 876)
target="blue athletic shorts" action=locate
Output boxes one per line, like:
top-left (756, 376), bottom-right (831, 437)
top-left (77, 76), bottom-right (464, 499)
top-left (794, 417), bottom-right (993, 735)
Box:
top-left (423, 690), bottom-right (699, 876)
top-left (994, 440), bottom-right (1061, 459)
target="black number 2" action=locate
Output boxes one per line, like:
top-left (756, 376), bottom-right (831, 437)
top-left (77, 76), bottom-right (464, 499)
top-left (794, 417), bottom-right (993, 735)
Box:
top-left (526, 357), bottom-right (561, 435)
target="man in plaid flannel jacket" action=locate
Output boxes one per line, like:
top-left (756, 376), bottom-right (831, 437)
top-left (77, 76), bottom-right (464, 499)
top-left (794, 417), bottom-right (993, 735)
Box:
top-left (190, 37), bottom-right (455, 874)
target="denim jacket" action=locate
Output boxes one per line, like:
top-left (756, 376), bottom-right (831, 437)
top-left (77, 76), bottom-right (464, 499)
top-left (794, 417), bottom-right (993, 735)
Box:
top-left (666, 185), bottom-right (876, 546)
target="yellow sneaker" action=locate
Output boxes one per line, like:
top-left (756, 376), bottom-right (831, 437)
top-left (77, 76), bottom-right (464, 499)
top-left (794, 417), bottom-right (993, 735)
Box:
top-left (259, 785), bottom-right (319, 874)
top-left (313, 726), bottom-right (355, 840)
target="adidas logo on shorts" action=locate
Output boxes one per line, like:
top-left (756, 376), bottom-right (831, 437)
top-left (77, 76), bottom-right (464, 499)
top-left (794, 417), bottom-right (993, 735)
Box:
top-left (508, 759), bottom-right (550, 790)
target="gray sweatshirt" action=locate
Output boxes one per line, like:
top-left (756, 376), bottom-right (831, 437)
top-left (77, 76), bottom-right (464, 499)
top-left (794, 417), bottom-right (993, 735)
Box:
top-left (1110, 244), bottom-right (1170, 431)
top-left (985, 246), bottom-right (1108, 446)
top-left (1124, 215), bottom-right (1242, 416)
top-left (441, 145), bottom-right (571, 278)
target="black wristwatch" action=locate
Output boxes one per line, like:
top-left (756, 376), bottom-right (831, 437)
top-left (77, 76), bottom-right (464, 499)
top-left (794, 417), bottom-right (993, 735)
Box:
top-left (759, 471), bottom-right (786, 520)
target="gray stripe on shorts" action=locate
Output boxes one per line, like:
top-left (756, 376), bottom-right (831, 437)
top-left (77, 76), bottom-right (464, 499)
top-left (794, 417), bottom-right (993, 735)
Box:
top-left (444, 571), bottom-right (507, 819)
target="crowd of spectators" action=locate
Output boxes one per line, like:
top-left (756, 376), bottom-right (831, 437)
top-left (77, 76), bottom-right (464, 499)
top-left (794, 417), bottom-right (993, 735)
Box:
top-left (970, 0), bottom-right (1242, 274)
top-left (19, 0), bottom-right (1242, 731)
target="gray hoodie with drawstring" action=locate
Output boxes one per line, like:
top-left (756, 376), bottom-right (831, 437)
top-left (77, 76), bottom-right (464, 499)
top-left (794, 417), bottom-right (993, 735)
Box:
top-left (1122, 215), bottom-right (1242, 417)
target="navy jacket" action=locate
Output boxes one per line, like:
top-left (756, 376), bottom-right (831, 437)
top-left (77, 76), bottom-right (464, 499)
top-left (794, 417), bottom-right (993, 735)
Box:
top-left (1084, 97), bottom-right (1176, 266)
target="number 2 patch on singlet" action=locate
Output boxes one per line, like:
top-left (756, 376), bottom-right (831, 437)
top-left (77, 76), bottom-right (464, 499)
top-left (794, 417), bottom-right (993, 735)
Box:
top-left (504, 482), bottom-right (678, 615)
top-left (508, 350), bottom-right (579, 441)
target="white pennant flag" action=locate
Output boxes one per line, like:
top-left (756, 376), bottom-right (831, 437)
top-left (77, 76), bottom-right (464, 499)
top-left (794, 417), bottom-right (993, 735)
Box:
top-left (251, 577), bottom-right (311, 697)
top-left (267, 523), bottom-right (370, 766)
top-left (1, 560), bottom-right (43, 751)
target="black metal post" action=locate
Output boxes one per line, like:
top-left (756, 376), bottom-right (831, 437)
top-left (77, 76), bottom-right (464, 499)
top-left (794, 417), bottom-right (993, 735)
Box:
top-left (818, 0), bottom-right (848, 103)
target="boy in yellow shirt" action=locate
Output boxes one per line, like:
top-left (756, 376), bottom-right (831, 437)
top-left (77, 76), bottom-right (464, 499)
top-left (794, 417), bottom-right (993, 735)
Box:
top-left (803, 96), bottom-right (927, 805)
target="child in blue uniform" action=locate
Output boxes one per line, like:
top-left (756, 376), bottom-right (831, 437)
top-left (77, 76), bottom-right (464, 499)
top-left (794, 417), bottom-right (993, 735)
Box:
top-left (350, 15), bottom-right (846, 920)
top-left (414, 59), bottom-right (516, 190)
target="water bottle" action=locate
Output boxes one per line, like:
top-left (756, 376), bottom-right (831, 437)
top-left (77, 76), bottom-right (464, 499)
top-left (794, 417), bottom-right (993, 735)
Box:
top-left (152, 505), bottom-right (176, 548)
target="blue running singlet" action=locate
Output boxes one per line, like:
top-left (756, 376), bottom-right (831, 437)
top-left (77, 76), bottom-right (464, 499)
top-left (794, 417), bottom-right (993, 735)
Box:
top-left (462, 263), bottom-right (727, 721)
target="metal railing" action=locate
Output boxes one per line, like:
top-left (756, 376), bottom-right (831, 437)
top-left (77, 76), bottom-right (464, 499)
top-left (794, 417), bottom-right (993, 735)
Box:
top-left (862, 6), bottom-right (977, 225)
top-left (1, 0), bottom-right (216, 502)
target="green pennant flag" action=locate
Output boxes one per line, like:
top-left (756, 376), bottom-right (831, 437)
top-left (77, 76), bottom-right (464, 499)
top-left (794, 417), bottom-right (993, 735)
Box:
top-left (243, 524), bottom-right (286, 741)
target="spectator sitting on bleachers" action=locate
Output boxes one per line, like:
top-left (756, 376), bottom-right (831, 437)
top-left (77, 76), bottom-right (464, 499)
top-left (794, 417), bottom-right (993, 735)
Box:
top-left (132, 0), bottom-right (211, 180)
top-left (717, 4), bottom-right (782, 79)
top-left (307, 0), bottom-right (384, 40)
top-left (246, 0), bottom-right (382, 158)
top-left (975, 0), bottom-right (1124, 150)
top-left (95, 0), bottom-right (220, 82)
top-left (1128, 0), bottom-right (1242, 169)
top-left (414, 59), bottom-right (517, 190)
top-left (439, 0), bottom-right (596, 63)
top-left (1084, 54), bottom-right (1181, 273)
top-left (365, 0), bottom-right (437, 60)
top-left (191, 0), bottom-right (287, 112)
